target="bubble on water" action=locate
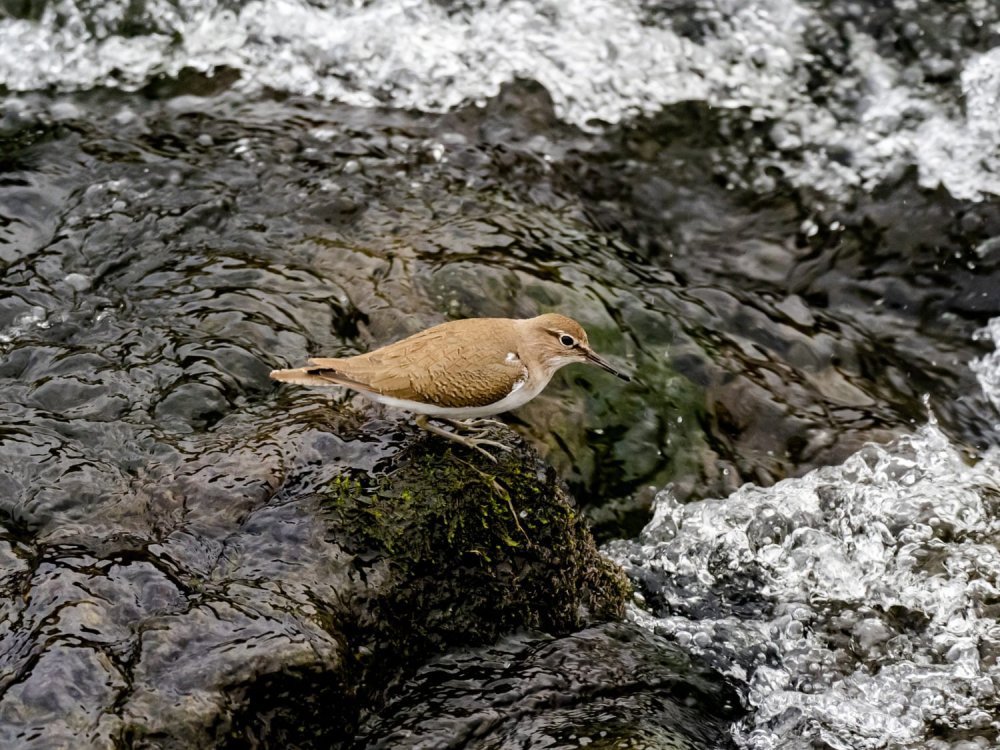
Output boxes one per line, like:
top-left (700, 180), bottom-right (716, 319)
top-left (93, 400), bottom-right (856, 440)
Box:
top-left (912, 47), bottom-right (1000, 201)
top-left (970, 317), bottom-right (1000, 416)
top-left (0, 305), bottom-right (48, 346)
top-left (605, 425), bottom-right (1000, 749)
top-left (63, 273), bottom-right (91, 291)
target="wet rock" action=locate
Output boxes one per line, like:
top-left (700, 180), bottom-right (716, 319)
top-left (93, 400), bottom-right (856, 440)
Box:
top-left (3, 66), bottom-right (1000, 748)
top-left (5, 83), bottom-right (998, 544)
top-left (329, 436), bottom-right (626, 631)
top-left (353, 622), bottom-right (742, 750)
top-left (0, 406), bottom-right (628, 749)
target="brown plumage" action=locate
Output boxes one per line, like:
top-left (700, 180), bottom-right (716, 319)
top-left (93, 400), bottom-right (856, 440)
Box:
top-left (270, 313), bottom-right (628, 419)
top-left (301, 318), bottom-right (525, 408)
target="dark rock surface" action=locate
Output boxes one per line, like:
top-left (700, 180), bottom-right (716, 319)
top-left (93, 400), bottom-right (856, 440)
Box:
top-left (0, 409), bottom-right (630, 748)
top-left (353, 621), bottom-right (741, 750)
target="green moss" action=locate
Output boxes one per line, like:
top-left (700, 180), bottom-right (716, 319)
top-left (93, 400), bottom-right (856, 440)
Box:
top-left (320, 429), bottom-right (629, 649)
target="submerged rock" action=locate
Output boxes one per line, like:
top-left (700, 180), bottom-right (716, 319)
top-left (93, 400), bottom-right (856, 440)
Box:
top-left (353, 621), bottom-right (742, 750)
top-left (0, 406), bottom-right (629, 749)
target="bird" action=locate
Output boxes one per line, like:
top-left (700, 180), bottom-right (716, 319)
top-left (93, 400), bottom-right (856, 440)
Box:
top-left (269, 313), bottom-right (630, 460)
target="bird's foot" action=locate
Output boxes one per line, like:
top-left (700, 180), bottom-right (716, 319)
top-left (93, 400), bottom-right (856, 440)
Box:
top-left (416, 417), bottom-right (528, 543)
top-left (414, 415), bottom-right (512, 463)
top-left (439, 416), bottom-right (507, 432)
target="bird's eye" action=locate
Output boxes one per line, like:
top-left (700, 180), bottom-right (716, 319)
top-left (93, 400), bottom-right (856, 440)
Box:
top-left (559, 334), bottom-right (575, 347)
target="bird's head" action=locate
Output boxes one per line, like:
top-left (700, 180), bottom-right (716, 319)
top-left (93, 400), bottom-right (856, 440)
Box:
top-left (523, 313), bottom-right (631, 382)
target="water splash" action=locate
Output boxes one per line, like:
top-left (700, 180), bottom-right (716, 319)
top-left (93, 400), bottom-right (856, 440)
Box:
top-left (606, 426), bottom-right (1000, 749)
top-left (2, 0), bottom-right (999, 200)
top-left (914, 48), bottom-right (1000, 201)
top-left (971, 317), bottom-right (1000, 419)
top-left (0, 305), bottom-right (49, 347)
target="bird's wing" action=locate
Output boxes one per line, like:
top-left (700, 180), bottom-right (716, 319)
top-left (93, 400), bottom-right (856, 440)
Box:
top-left (307, 326), bottom-right (525, 408)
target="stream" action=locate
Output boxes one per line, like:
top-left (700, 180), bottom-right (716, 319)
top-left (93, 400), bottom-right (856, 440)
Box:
top-left (2, 0), bottom-right (1000, 748)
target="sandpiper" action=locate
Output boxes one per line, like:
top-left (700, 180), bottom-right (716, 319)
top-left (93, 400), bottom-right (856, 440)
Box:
top-left (270, 313), bottom-right (630, 459)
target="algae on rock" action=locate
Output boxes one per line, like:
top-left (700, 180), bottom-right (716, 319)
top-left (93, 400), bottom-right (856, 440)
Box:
top-left (324, 428), bottom-right (630, 648)
top-left (218, 422), bottom-right (631, 747)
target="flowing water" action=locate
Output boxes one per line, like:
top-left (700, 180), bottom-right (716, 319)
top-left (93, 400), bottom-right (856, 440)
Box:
top-left (2, 0), bottom-right (1000, 747)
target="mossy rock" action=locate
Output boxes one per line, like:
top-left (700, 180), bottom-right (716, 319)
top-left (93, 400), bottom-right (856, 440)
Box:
top-left (326, 427), bottom-right (630, 656)
top-left (218, 417), bottom-right (631, 748)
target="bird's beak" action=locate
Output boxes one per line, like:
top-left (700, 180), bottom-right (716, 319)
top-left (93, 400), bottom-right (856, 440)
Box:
top-left (582, 347), bottom-right (631, 382)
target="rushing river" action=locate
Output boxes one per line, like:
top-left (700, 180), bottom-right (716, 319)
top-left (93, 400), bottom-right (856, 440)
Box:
top-left (2, 0), bottom-right (1000, 748)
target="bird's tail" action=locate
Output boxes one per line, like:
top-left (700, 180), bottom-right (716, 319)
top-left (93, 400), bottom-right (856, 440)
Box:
top-left (269, 367), bottom-right (342, 387)
top-left (269, 366), bottom-right (376, 392)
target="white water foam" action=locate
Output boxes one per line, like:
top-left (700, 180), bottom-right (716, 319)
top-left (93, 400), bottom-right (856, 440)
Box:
top-left (606, 426), bottom-right (1000, 749)
top-left (2, 0), bottom-right (999, 201)
top-left (971, 316), bottom-right (1000, 419)
top-left (914, 48), bottom-right (1000, 201)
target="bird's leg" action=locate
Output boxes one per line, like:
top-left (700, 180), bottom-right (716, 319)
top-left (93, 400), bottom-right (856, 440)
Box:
top-left (429, 416), bottom-right (512, 443)
top-left (414, 414), bottom-right (511, 463)
top-left (438, 416), bottom-right (508, 433)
